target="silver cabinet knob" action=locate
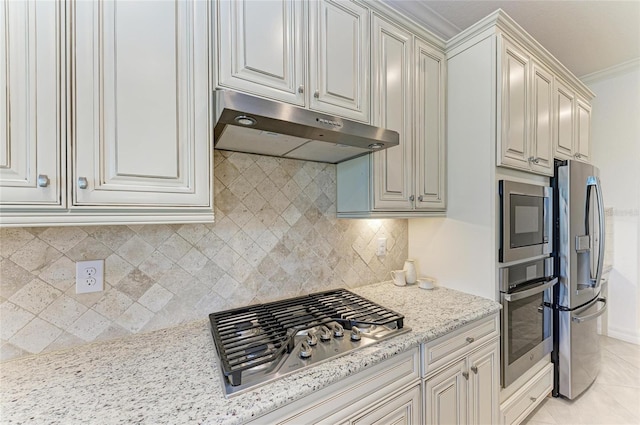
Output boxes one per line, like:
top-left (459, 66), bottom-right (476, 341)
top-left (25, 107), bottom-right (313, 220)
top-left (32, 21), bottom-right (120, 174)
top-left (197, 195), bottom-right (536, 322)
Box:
top-left (466, 336), bottom-right (475, 343)
top-left (37, 174), bottom-right (50, 187)
top-left (409, 195), bottom-right (415, 202)
top-left (298, 85), bottom-right (304, 94)
top-left (471, 365), bottom-right (478, 374)
top-left (574, 153), bottom-right (582, 159)
top-left (78, 177), bottom-right (88, 189)
top-left (528, 156), bottom-right (540, 164)
top-left (314, 90), bottom-right (320, 98)
top-left (530, 396), bottom-right (537, 402)
top-left (418, 195), bottom-right (423, 202)
top-left (462, 371), bottom-right (469, 380)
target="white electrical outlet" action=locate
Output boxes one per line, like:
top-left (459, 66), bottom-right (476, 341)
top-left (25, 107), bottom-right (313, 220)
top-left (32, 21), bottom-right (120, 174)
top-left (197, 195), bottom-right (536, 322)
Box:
top-left (376, 238), bottom-right (387, 257)
top-left (76, 260), bottom-right (104, 294)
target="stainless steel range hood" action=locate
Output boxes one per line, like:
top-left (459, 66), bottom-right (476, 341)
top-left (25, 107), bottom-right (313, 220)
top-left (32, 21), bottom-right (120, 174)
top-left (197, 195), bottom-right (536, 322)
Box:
top-left (213, 90), bottom-right (399, 164)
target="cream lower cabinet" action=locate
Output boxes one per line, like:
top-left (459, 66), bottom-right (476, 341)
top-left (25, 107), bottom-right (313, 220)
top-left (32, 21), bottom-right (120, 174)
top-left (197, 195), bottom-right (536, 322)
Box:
top-left (250, 348), bottom-right (421, 424)
top-left (1, 0), bottom-right (213, 226)
top-left (423, 316), bottom-right (500, 425)
top-left (337, 19), bottom-right (446, 217)
top-left (217, 0), bottom-right (370, 122)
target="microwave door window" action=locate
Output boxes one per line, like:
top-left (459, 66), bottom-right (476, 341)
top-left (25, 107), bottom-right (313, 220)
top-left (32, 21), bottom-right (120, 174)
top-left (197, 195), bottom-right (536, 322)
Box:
top-left (510, 194), bottom-right (545, 248)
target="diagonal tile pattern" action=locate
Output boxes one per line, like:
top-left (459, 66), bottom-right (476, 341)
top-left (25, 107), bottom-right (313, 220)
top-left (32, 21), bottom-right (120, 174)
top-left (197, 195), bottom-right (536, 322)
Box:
top-left (0, 151), bottom-right (408, 361)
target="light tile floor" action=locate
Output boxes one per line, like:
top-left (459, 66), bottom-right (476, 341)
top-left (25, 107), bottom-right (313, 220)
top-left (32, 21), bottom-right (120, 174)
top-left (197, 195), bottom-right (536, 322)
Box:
top-left (523, 335), bottom-right (640, 425)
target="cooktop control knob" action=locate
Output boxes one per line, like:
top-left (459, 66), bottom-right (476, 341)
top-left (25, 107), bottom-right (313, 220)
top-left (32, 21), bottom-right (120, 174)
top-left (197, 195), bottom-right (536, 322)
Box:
top-left (307, 332), bottom-right (318, 346)
top-left (333, 323), bottom-right (344, 338)
top-left (299, 341), bottom-right (312, 359)
top-left (351, 326), bottom-right (362, 341)
top-left (320, 326), bottom-right (332, 342)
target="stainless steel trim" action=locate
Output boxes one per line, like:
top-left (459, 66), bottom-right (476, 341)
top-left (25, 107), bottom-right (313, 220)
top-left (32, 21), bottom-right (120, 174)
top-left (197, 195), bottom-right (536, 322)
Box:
top-left (593, 177), bottom-right (605, 290)
top-left (503, 277), bottom-right (558, 302)
top-left (572, 298), bottom-right (607, 323)
top-left (212, 90), bottom-right (399, 164)
top-left (500, 180), bottom-right (553, 263)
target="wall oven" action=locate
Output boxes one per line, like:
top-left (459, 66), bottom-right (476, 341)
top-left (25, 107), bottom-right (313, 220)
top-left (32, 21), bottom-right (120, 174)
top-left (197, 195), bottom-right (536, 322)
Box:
top-left (500, 257), bottom-right (557, 388)
top-left (499, 180), bottom-right (552, 263)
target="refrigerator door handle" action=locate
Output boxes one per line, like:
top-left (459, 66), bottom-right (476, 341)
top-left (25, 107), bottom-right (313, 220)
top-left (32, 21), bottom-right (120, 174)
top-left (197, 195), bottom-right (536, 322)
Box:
top-left (571, 298), bottom-right (607, 323)
top-left (503, 277), bottom-right (558, 301)
top-left (592, 176), bottom-right (606, 289)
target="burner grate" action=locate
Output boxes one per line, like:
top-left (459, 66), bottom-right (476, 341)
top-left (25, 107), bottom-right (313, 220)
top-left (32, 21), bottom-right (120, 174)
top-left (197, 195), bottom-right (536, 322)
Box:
top-left (209, 289), bottom-right (404, 387)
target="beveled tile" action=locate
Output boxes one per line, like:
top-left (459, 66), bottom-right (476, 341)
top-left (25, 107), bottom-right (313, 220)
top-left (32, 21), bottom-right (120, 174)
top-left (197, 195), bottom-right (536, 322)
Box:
top-left (37, 256), bottom-right (76, 291)
top-left (89, 225), bottom-right (136, 251)
top-left (158, 233), bottom-right (192, 262)
top-left (39, 295), bottom-right (88, 329)
top-left (0, 302), bottom-right (35, 340)
top-left (0, 228), bottom-right (34, 258)
top-left (135, 224), bottom-right (174, 248)
top-left (9, 317), bottom-right (62, 354)
top-left (38, 227), bottom-right (87, 252)
top-left (64, 237), bottom-right (113, 262)
top-left (138, 284), bottom-right (173, 313)
top-left (9, 278), bottom-right (61, 315)
top-left (10, 239), bottom-right (62, 273)
top-left (93, 288), bottom-right (134, 321)
top-left (0, 259), bottom-right (34, 299)
top-left (117, 235), bottom-right (155, 266)
top-left (176, 223), bottom-right (210, 245)
top-left (68, 310), bottom-right (111, 341)
top-left (104, 253), bottom-right (135, 285)
top-left (116, 303), bottom-right (153, 333)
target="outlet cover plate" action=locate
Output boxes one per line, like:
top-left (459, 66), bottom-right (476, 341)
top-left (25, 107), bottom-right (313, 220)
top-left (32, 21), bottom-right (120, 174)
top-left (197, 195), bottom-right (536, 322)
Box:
top-left (76, 260), bottom-right (104, 294)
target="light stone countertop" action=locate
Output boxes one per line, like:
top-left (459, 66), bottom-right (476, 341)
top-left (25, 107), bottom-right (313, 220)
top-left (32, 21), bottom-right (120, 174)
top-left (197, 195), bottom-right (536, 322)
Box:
top-left (1, 282), bottom-right (500, 425)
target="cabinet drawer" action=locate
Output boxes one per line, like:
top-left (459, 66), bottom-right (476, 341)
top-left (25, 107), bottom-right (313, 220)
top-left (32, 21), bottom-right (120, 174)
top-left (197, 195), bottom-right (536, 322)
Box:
top-left (252, 348), bottom-right (420, 424)
top-left (422, 315), bottom-right (499, 377)
top-left (500, 362), bottom-right (553, 425)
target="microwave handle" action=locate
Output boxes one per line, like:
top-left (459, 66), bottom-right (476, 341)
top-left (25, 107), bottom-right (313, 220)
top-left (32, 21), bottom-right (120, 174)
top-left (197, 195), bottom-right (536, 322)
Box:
top-left (503, 277), bottom-right (558, 302)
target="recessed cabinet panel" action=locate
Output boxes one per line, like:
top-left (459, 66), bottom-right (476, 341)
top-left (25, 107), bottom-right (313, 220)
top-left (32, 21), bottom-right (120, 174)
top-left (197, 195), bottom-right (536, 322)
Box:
top-left (575, 98), bottom-right (591, 162)
top-left (309, 0), bottom-right (369, 122)
top-left (425, 359), bottom-right (468, 425)
top-left (352, 385), bottom-right (421, 425)
top-left (415, 39), bottom-right (445, 209)
top-left (0, 0), bottom-right (64, 206)
top-left (73, 0), bottom-right (210, 207)
top-left (499, 38), bottom-right (529, 170)
top-left (371, 15), bottom-right (412, 210)
top-left (468, 342), bottom-right (499, 425)
top-left (218, 0), bottom-right (304, 105)
top-left (554, 81), bottom-right (575, 160)
top-left (530, 61), bottom-right (554, 175)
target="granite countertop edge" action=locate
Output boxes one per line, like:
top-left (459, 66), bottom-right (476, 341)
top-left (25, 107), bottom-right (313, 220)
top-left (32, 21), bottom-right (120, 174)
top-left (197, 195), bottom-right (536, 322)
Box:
top-left (1, 281), bottom-right (501, 425)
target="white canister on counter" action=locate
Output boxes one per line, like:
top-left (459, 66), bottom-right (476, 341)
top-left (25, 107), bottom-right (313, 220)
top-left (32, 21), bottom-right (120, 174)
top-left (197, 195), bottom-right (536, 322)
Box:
top-left (404, 259), bottom-right (417, 284)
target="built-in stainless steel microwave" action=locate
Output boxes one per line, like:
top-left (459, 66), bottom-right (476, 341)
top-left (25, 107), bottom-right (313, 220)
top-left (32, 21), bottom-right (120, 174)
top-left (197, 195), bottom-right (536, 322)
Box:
top-left (499, 180), bottom-right (552, 263)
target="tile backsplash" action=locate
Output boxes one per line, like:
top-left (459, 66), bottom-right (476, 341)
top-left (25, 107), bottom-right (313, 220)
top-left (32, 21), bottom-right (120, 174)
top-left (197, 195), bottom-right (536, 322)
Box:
top-left (0, 151), bottom-right (407, 361)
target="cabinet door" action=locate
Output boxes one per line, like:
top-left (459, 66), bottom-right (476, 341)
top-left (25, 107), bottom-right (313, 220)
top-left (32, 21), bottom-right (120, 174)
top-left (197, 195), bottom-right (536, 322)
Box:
top-left (218, 0), bottom-right (304, 106)
top-left (425, 359), bottom-right (468, 425)
top-left (530, 61), bottom-right (554, 175)
top-left (414, 38), bottom-right (445, 210)
top-left (553, 80), bottom-right (575, 160)
top-left (371, 15), bottom-right (412, 210)
top-left (0, 0), bottom-right (64, 207)
top-left (498, 37), bottom-right (530, 171)
top-left (73, 0), bottom-right (211, 208)
top-left (575, 98), bottom-right (591, 162)
top-left (309, 0), bottom-right (369, 122)
top-left (468, 342), bottom-right (499, 425)
top-left (352, 385), bottom-right (422, 425)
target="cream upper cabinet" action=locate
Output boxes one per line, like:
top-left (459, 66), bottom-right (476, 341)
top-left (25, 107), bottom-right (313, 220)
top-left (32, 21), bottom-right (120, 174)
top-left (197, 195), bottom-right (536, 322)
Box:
top-left (72, 0), bottom-right (211, 209)
top-left (2, 0), bottom-right (213, 227)
top-left (0, 0), bottom-right (65, 208)
top-left (415, 38), bottom-right (446, 210)
top-left (553, 79), bottom-right (575, 160)
top-left (217, 0), bottom-right (369, 121)
top-left (530, 60), bottom-right (554, 174)
top-left (553, 79), bottom-right (592, 163)
top-left (217, 0), bottom-right (305, 106)
top-left (498, 36), bottom-right (555, 176)
top-left (309, 0), bottom-right (370, 122)
top-left (336, 16), bottom-right (446, 217)
top-left (371, 14), bottom-right (413, 210)
top-left (575, 97), bottom-right (591, 162)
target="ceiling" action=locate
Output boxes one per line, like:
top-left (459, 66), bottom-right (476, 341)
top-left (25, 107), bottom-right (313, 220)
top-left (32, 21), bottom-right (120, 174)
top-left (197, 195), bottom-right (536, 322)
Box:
top-left (384, 0), bottom-right (640, 78)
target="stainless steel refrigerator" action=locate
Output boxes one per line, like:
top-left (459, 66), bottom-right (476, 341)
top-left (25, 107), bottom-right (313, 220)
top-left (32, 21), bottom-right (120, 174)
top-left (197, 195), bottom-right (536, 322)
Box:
top-left (552, 160), bottom-right (607, 399)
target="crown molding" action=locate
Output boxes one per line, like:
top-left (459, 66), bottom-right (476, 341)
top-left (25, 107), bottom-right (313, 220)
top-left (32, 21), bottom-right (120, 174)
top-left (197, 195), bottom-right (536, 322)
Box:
top-left (580, 58), bottom-right (640, 85)
top-left (379, 0), bottom-right (461, 40)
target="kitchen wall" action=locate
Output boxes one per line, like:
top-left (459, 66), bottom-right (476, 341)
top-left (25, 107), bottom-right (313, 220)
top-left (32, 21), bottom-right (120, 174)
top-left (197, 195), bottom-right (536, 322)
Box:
top-left (0, 151), bottom-right (408, 361)
top-left (584, 59), bottom-right (640, 344)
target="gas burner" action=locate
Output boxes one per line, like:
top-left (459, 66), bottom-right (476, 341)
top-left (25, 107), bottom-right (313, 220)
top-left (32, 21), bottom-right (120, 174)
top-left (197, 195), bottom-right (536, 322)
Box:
top-left (209, 289), bottom-right (409, 397)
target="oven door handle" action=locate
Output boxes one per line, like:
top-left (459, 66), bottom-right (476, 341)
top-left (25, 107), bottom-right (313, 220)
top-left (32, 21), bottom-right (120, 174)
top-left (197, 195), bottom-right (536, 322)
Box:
top-left (503, 277), bottom-right (558, 302)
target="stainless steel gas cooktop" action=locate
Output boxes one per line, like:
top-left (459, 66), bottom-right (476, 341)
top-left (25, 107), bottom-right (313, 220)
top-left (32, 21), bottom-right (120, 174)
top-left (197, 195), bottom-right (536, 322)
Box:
top-left (209, 289), bottom-right (410, 397)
